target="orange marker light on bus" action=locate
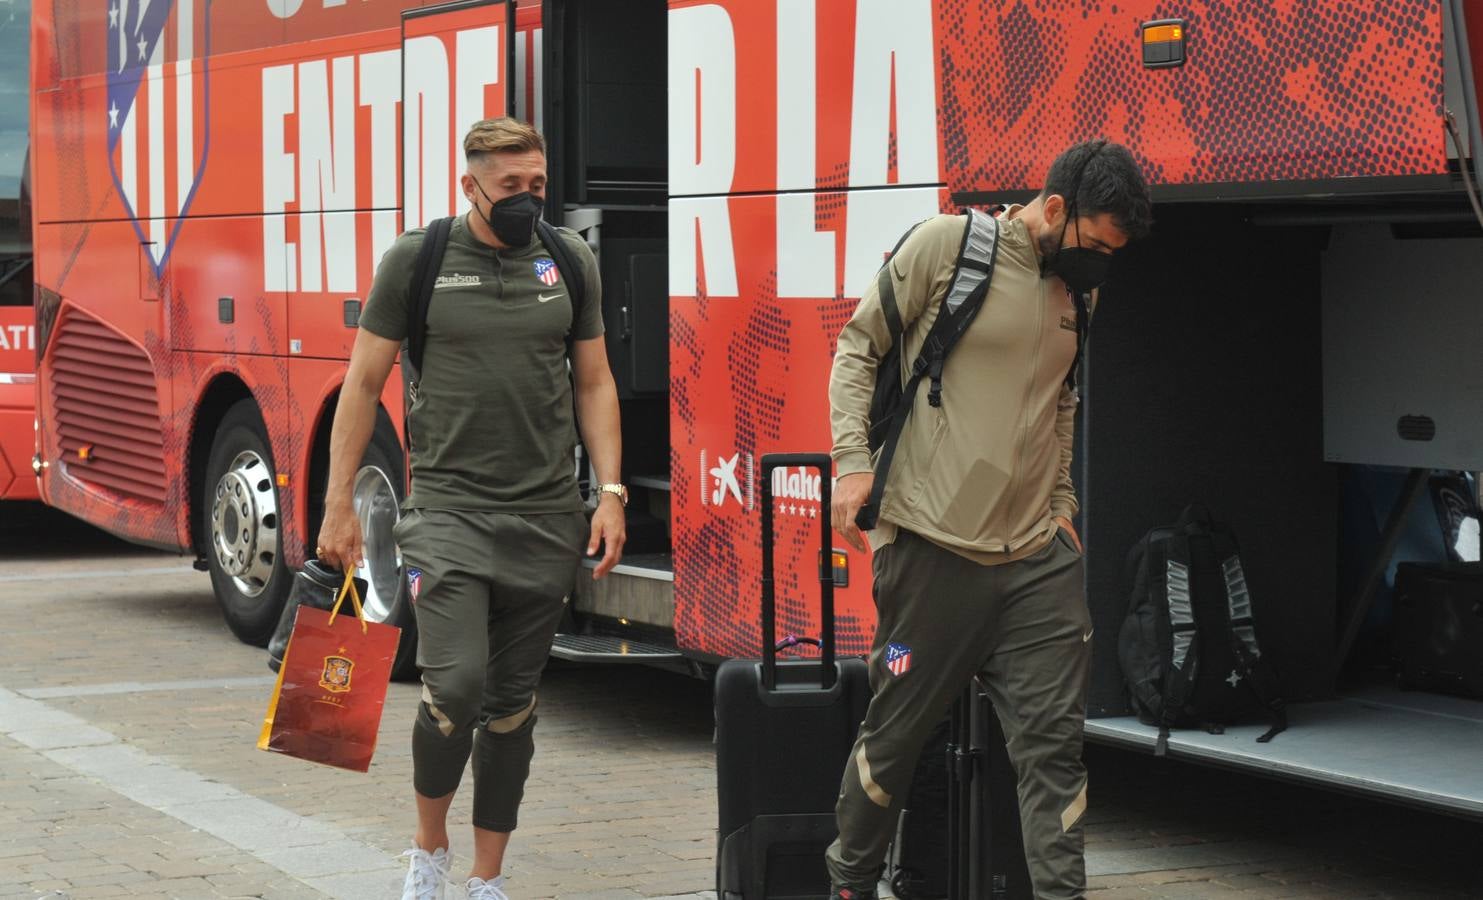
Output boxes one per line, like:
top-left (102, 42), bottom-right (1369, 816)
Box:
top-left (1143, 24), bottom-right (1182, 44)
top-left (1141, 19), bottom-right (1187, 68)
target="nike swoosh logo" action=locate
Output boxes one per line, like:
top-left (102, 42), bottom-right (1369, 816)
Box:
top-left (1083, 631), bottom-right (1094, 643)
top-left (538, 293), bottom-right (561, 303)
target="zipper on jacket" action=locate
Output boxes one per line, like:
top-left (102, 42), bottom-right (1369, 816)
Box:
top-left (1002, 277), bottom-right (1047, 544)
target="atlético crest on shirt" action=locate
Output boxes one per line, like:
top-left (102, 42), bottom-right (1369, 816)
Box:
top-left (885, 642), bottom-right (913, 677)
top-left (407, 568), bottom-right (422, 603)
top-left (106, 0), bottom-right (212, 277)
top-left (533, 258), bottom-right (560, 286)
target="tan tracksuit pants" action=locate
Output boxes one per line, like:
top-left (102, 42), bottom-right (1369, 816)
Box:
top-left (826, 528), bottom-right (1093, 899)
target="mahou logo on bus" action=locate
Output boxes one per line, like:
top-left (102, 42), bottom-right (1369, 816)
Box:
top-left (699, 453), bottom-right (836, 518)
top-left (106, 0), bottom-right (211, 277)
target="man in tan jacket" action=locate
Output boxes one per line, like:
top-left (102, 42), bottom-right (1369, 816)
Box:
top-left (825, 141), bottom-right (1151, 900)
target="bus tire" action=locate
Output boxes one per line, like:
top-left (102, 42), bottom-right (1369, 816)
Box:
top-left (350, 425), bottom-right (419, 680)
top-left (203, 399), bottom-right (290, 646)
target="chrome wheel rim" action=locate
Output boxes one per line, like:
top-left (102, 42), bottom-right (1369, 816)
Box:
top-left (352, 463), bottom-right (403, 623)
top-left (210, 450), bottom-right (278, 596)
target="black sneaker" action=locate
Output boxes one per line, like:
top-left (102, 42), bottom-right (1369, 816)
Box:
top-left (829, 888), bottom-right (878, 900)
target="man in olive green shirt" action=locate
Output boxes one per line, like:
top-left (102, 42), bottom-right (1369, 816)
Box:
top-left (317, 118), bottom-right (626, 900)
top-left (826, 141), bottom-right (1151, 900)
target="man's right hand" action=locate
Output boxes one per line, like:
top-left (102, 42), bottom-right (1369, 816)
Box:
top-left (831, 472), bottom-right (874, 554)
top-left (315, 499), bottom-right (364, 573)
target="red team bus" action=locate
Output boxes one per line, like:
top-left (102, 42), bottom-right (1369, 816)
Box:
top-left (0, 2), bottom-right (31, 503)
top-left (28, 0), bottom-right (1483, 816)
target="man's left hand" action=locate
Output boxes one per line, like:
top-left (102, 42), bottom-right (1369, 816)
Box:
top-left (587, 496), bottom-right (627, 579)
top-left (1054, 515), bottom-right (1083, 553)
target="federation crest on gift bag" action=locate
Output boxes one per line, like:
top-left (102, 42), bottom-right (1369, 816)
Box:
top-left (259, 573), bottom-right (399, 772)
top-left (320, 655), bottom-right (354, 694)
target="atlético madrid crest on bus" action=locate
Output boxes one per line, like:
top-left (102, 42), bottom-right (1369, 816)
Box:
top-left (106, 0), bottom-right (211, 277)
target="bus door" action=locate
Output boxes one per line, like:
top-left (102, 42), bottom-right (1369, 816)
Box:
top-left (401, 0), bottom-right (516, 231)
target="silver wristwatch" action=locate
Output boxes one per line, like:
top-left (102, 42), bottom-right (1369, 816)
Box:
top-left (595, 483), bottom-right (629, 507)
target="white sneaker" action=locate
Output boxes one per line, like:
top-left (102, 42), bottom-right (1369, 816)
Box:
top-left (400, 843), bottom-right (452, 900)
top-left (465, 875), bottom-right (509, 900)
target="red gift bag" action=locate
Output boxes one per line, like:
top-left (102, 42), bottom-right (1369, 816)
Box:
top-left (258, 572), bottom-right (400, 772)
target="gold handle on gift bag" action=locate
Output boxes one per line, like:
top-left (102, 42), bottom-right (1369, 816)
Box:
top-left (326, 571), bottom-right (368, 634)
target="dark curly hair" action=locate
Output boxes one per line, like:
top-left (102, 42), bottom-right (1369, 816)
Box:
top-left (1041, 140), bottom-right (1153, 241)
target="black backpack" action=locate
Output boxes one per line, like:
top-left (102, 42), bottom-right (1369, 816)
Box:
top-left (1118, 505), bottom-right (1288, 755)
top-left (855, 208), bottom-right (1091, 531)
top-left (402, 216), bottom-right (588, 392)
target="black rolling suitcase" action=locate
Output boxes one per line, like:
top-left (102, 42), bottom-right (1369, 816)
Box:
top-left (889, 680), bottom-right (1031, 900)
top-left (715, 453), bottom-right (872, 899)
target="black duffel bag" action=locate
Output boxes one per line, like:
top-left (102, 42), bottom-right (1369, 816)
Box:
top-left (267, 560), bottom-right (368, 673)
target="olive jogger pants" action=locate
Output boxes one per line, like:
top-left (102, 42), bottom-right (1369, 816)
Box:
top-left (826, 528), bottom-right (1093, 899)
top-left (393, 507), bottom-right (587, 832)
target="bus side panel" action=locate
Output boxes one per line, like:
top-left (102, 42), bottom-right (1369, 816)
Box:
top-left (938, 0), bottom-right (1449, 194)
top-left (669, 188), bottom-right (951, 660)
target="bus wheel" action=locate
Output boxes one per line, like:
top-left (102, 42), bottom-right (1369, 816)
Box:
top-left (351, 428), bottom-right (418, 679)
top-left (203, 400), bottom-right (289, 646)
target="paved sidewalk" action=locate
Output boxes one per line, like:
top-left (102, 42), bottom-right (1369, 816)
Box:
top-left (0, 506), bottom-right (1480, 899)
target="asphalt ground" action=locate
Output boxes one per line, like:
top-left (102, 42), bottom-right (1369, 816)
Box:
top-left (1, 501), bottom-right (1479, 900)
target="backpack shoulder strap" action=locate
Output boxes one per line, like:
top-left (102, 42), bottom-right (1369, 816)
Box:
top-left (405, 216), bottom-right (455, 382)
top-left (1156, 529), bottom-right (1201, 755)
top-left (1212, 526), bottom-right (1289, 743)
top-left (876, 219), bottom-right (932, 348)
top-left (536, 220), bottom-right (587, 358)
top-left (922, 208), bottom-right (1000, 407)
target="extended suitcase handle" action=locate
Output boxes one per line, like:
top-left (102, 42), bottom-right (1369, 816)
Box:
top-left (760, 453), bottom-right (836, 691)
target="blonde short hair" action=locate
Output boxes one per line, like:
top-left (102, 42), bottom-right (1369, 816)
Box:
top-left (463, 117), bottom-right (546, 164)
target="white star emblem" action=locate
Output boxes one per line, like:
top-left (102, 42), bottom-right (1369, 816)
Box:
top-left (109, 4), bottom-right (119, 28)
top-left (810, 507), bottom-right (818, 519)
top-left (137, 38), bottom-right (147, 62)
top-left (788, 504), bottom-right (797, 516)
top-left (108, 102), bottom-right (119, 129)
top-left (1227, 670), bottom-right (1242, 688)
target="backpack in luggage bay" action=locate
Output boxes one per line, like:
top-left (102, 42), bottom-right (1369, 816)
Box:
top-left (857, 208), bottom-right (1090, 530)
top-left (715, 453), bottom-right (871, 900)
top-left (1117, 505), bottom-right (1288, 754)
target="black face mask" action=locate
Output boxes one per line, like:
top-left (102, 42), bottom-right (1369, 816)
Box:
top-left (1045, 214), bottom-right (1112, 294)
top-left (473, 181), bottom-right (542, 248)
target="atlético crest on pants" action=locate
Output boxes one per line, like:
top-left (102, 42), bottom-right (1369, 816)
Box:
top-left (885, 642), bottom-right (913, 676)
top-left (106, 0), bottom-right (212, 277)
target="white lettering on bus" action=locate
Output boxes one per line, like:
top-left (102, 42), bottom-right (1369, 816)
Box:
top-left (404, 35), bottom-right (452, 228)
top-left (771, 466), bottom-right (837, 504)
top-left (265, 0), bottom-right (353, 19)
top-left (775, 0), bottom-right (835, 298)
top-left (260, 32), bottom-right (486, 292)
top-left (671, 0), bottom-right (941, 301)
top-left (297, 56), bottom-right (358, 293)
top-left (0, 325), bottom-right (35, 352)
top-left (262, 64), bottom-right (298, 292)
top-left (262, 56), bottom-right (365, 293)
top-left (359, 49), bottom-right (402, 269)
top-left (842, 0), bottom-right (939, 297)
top-left (667, 4), bottom-right (739, 298)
